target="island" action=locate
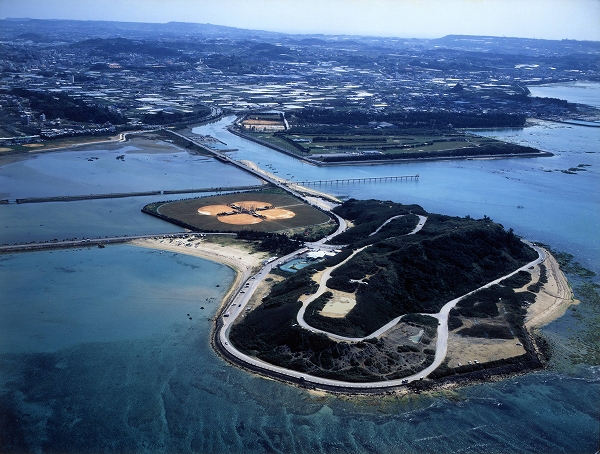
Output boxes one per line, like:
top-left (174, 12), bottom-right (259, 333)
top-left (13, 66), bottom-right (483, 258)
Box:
top-left (139, 192), bottom-right (574, 393)
top-left (228, 111), bottom-right (553, 165)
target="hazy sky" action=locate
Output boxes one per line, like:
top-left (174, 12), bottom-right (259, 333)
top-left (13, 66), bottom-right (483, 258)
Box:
top-left (1, 0), bottom-right (599, 41)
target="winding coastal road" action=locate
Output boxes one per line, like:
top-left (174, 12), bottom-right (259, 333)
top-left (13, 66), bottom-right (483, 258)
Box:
top-left (217, 210), bottom-right (545, 390)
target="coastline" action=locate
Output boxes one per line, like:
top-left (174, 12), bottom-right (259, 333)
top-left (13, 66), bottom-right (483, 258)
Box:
top-left (0, 132), bottom-right (202, 167)
top-left (130, 235), bottom-right (576, 396)
top-left (240, 160), bottom-right (343, 203)
top-left (0, 134), bottom-right (124, 164)
top-left (129, 236), bottom-right (268, 317)
top-left (227, 125), bottom-right (553, 167)
top-left (525, 249), bottom-right (577, 328)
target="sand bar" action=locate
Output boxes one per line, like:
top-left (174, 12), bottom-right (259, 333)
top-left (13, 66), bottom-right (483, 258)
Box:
top-left (198, 205), bottom-right (234, 215)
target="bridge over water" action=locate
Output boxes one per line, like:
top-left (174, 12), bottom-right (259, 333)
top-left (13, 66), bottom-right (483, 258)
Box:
top-left (292, 175), bottom-right (419, 185)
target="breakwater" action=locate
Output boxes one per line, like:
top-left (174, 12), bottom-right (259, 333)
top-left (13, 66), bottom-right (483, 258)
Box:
top-left (0, 232), bottom-right (235, 253)
top-left (6, 185), bottom-right (264, 204)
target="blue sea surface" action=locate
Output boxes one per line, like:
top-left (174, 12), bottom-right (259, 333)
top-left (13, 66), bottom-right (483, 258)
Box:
top-left (1, 83), bottom-right (599, 453)
top-left (528, 81), bottom-right (600, 108)
top-left (0, 245), bottom-right (233, 353)
top-left (0, 142), bottom-right (260, 199)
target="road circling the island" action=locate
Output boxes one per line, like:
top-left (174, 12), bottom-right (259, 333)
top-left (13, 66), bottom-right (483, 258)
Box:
top-left (218, 212), bottom-right (545, 390)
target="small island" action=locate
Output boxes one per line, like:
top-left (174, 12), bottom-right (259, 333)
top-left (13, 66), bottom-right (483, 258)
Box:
top-left (139, 192), bottom-right (574, 393)
top-left (218, 198), bottom-right (572, 392)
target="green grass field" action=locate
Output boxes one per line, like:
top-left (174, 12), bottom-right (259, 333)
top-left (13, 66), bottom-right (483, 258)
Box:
top-left (155, 192), bottom-right (332, 233)
top-left (281, 132), bottom-right (491, 156)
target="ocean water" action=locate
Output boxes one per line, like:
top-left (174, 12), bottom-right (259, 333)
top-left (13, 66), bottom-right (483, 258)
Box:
top-left (0, 142), bottom-right (260, 199)
top-left (528, 81), bottom-right (600, 108)
top-left (0, 139), bottom-right (261, 245)
top-left (200, 116), bottom-right (600, 274)
top-left (0, 195), bottom-right (187, 245)
top-left (1, 84), bottom-right (599, 453)
top-left (0, 245), bottom-right (234, 353)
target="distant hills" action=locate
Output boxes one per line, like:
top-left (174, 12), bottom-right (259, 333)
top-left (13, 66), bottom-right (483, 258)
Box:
top-left (2, 18), bottom-right (598, 55)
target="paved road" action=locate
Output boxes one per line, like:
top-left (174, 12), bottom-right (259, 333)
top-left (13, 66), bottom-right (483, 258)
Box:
top-left (220, 241), bottom-right (544, 389)
top-left (219, 213), bottom-right (547, 389)
top-left (421, 242), bottom-right (546, 377)
top-left (297, 215), bottom-right (427, 341)
top-left (296, 245), bottom-right (370, 342)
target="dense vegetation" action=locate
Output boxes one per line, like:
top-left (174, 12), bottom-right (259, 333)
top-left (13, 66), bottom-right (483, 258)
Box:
top-left (231, 199), bottom-right (540, 380)
top-left (450, 284), bottom-right (536, 342)
top-left (306, 202), bottom-right (538, 337)
top-left (12, 88), bottom-right (124, 124)
top-left (329, 199), bottom-right (426, 246)
top-left (140, 107), bottom-right (212, 125)
top-left (236, 231), bottom-right (302, 255)
top-left (230, 269), bottom-right (436, 381)
top-left (292, 108), bottom-right (526, 129)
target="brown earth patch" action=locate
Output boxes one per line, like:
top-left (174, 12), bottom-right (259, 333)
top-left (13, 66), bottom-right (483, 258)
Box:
top-left (262, 208), bottom-right (295, 220)
top-left (218, 214), bottom-right (263, 225)
top-left (319, 290), bottom-right (356, 318)
top-left (198, 205), bottom-right (234, 215)
top-left (446, 334), bottom-right (526, 368)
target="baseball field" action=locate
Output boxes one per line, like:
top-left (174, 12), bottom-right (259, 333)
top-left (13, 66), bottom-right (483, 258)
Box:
top-left (155, 192), bottom-right (332, 232)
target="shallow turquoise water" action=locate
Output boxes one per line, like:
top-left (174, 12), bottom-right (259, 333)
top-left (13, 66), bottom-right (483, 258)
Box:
top-left (0, 245), bottom-right (234, 353)
top-left (0, 143), bottom-right (260, 199)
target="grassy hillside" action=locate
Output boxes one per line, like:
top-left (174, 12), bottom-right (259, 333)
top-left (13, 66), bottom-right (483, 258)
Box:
top-left (307, 207), bottom-right (537, 337)
top-left (230, 199), bottom-right (538, 379)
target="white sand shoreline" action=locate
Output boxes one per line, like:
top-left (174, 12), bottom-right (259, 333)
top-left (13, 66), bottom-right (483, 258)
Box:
top-left (525, 249), bottom-right (577, 328)
top-left (129, 237), bottom-right (268, 312)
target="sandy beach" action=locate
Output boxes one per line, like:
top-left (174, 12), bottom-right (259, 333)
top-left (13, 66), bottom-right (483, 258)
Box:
top-left (446, 249), bottom-right (576, 367)
top-left (525, 249), bottom-right (576, 328)
top-left (130, 236), bottom-right (269, 311)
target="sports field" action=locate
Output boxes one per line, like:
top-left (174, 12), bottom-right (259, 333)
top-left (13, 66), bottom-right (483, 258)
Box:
top-left (156, 192), bottom-right (331, 232)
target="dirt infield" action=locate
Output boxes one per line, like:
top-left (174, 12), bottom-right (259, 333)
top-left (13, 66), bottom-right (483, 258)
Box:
top-left (262, 209), bottom-right (295, 220)
top-left (156, 192), bottom-right (331, 232)
top-left (218, 214), bottom-right (263, 225)
top-left (198, 205), bottom-right (233, 215)
top-left (197, 200), bottom-right (296, 225)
